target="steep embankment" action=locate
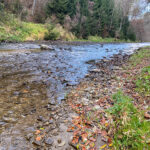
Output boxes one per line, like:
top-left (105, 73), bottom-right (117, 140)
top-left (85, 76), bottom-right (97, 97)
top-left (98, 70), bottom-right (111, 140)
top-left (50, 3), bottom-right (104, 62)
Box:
top-left (0, 13), bottom-right (75, 42)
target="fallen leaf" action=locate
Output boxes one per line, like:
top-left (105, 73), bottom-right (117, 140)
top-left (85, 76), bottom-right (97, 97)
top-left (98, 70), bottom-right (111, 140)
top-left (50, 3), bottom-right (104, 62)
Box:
top-left (35, 130), bottom-right (41, 135)
top-left (72, 137), bottom-right (79, 144)
top-left (81, 133), bottom-right (88, 142)
top-left (90, 142), bottom-right (95, 148)
top-left (108, 137), bottom-right (112, 143)
top-left (101, 130), bottom-right (107, 136)
top-left (89, 137), bottom-right (96, 142)
top-left (100, 144), bottom-right (107, 149)
top-left (36, 136), bottom-right (41, 141)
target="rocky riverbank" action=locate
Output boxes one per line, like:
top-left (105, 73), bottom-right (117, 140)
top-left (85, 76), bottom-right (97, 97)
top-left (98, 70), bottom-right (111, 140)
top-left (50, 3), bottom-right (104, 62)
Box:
top-left (0, 44), bottom-right (149, 150)
top-left (66, 47), bottom-right (150, 149)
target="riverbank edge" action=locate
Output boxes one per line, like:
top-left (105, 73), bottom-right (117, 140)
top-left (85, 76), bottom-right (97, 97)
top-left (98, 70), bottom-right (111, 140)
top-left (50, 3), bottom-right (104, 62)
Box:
top-left (0, 40), bottom-right (142, 49)
top-left (66, 46), bottom-right (150, 149)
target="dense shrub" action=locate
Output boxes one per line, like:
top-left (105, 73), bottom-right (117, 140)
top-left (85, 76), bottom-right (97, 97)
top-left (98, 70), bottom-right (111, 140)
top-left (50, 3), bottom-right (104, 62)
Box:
top-left (44, 25), bottom-right (60, 40)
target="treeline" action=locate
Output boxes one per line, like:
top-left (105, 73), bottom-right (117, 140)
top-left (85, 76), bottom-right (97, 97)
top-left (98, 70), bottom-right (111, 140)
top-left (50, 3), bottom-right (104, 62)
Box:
top-left (1, 0), bottom-right (136, 41)
top-left (46, 0), bottom-right (136, 41)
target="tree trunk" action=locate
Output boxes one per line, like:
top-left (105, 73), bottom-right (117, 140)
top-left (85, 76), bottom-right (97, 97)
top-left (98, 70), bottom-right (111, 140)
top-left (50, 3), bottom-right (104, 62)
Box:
top-left (32, 0), bottom-right (36, 15)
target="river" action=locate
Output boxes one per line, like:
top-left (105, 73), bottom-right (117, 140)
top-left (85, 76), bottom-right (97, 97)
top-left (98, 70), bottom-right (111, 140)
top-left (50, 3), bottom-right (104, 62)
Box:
top-left (0, 42), bottom-right (150, 149)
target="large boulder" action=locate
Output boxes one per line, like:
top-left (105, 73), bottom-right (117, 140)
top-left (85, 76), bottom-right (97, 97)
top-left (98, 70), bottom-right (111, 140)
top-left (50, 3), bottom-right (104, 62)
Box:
top-left (40, 44), bottom-right (55, 50)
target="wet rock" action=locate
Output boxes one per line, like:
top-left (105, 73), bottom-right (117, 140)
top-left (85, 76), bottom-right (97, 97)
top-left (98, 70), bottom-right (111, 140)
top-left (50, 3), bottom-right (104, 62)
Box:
top-left (102, 59), bottom-right (109, 62)
top-left (49, 119), bottom-right (54, 124)
top-left (64, 47), bottom-right (72, 51)
top-left (26, 133), bottom-right (34, 140)
top-left (47, 70), bottom-right (51, 74)
top-left (85, 74), bottom-right (90, 78)
top-left (49, 100), bottom-right (56, 105)
top-left (0, 120), bottom-right (6, 126)
top-left (13, 91), bottom-right (20, 96)
top-left (86, 60), bottom-right (95, 64)
top-left (45, 137), bottom-right (54, 145)
top-left (2, 117), bottom-right (18, 123)
top-left (40, 44), bottom-right (54, 50)
top-left (37, 116), bottom-right (44, 122)
top-left (113, 66), bottom-right (122, 70)
top-left (66, 82), bottom-right (75, 86)
top-left (31, 108), bottom-right (36, 113)
top-left (33, 140), bottom-right (43, 146)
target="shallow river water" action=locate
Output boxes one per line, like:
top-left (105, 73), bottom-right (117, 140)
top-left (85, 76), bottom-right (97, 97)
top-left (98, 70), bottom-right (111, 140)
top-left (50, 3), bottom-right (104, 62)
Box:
top-left (0, 42), bottom-right (150, 149)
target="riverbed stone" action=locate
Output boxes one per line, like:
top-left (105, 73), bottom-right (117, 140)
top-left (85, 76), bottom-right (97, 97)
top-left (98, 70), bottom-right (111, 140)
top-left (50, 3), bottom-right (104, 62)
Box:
top-left (94, 105), bottom-right (101, 110)
top-left (40, 44), bottom-right (54, 50)
top-left (81, 98), bottom-right (89, 105)
top-left (45, 137), bottom-right (54, 145)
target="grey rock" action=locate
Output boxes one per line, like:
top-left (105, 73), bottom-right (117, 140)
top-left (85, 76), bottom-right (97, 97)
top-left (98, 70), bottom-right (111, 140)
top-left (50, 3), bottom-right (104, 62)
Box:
top-left (26, 133), bottom-right (33, 140)
top-left (113, 66), bottom-right (122, 70)
top-left (58, 140), bottom-right (66, 147)
top-left (90, 69), bottom-right (101, 73)
top-left (49, 100), bottom-right (56, 105)
top-left (33, 140), bottom-right (43, 146)
top-left (81, 98), bottom-right (89, 105)
top-left (45, 137), bottom-right (54, 145)
top-left (37, 116), bottom-right (44, 122)
top-left (94, 105), bottom-right (101, 110)
top-left (40, 44), bottom-right (55, 50)
top-left (2, 117), bottom-right (17, 123)
top-left (0, 120), bottom-right (6, 126)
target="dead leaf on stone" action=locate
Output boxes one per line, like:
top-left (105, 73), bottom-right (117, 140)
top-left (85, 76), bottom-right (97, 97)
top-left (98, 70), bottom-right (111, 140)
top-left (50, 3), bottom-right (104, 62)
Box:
top-left (144, 112), bottom-right (150, 119)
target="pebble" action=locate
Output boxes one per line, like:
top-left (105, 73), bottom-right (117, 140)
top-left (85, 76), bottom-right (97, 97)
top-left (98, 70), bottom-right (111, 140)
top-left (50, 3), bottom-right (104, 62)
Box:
top-left (49, 100), bottom-right (56, 105)
top-left (58, 140), bottom-right (66, 147)
top-left (45, 137), bottom-right (54, 145)
top-left (33, 140), bottom-right (43, 146)
top-left (81, 98), bottom-right (89, 105)
top-left (26, 133), bottom-right (33, 140)
top-left (37, 116), bottom-right (44, 122)
top-left (94, 105), bottom-right (101, 110)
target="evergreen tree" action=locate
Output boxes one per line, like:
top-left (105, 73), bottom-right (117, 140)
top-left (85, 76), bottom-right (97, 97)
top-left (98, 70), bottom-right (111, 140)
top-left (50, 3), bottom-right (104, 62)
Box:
top-left (46, 0), bottom-right (69, 24)
top-left (67, 0), bottom-right (77, 17)
top-left (46, 0), bottom-right (136, 41)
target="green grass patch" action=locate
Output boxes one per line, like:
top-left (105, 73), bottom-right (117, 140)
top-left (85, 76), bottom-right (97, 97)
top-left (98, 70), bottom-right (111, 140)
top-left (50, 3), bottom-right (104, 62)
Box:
top-left (73, 36), bottom-right (134, 43)
top-left (0, 12), bottom-right (75, 42)
top-left (108, 91), bottom-right (150, 150)
top-left (0, 16), bottom-right (47, 42)
top-left (135, 66), bottom-right (150, 96)
top-left (129, 47), bottom-right (150, 67)
top-left (88, 36), bottom-right (133, 43)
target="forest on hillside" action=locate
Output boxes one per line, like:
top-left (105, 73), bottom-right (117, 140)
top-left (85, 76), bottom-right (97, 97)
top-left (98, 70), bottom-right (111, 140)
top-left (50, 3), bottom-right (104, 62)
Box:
top-left (0, 0), bottom-right (150, 41)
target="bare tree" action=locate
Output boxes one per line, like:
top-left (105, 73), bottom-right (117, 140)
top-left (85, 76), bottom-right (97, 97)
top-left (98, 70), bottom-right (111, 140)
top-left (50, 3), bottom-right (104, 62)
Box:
top-left (32, 0), bottom-right (36, 15)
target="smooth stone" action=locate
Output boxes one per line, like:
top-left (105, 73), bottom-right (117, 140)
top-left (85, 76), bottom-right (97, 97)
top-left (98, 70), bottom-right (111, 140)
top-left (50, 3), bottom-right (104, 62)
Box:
top-left (113, 66), bottom-right (122, 70)
top-left (90, 69), bottom-right (101, 73)
top-left (58, 140), bottom-right (66, 147)
top-left (2, 117), bottom-right (17, 123)
top-left (40, 44), bottom-right (54, 50)
top-left (81, 98), bottom-right (89, 105)
top-left (94, 105), bottom-right (101, 110)
top-left (37, 116), bottom-right (44, 122)
top-left (26, 133), bottom-right (33, 140)
top-left (49, 100), bottom-right (56, 105)
top-left (0, 121), bottom-right (6, 126)
top-left (45, 137), bottom-right (54, 145)
top-left (33, 140), bottom-right (43, 146)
